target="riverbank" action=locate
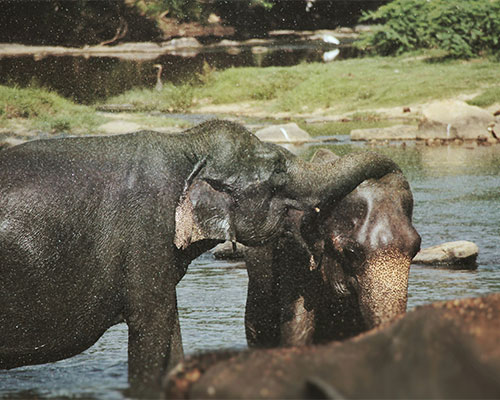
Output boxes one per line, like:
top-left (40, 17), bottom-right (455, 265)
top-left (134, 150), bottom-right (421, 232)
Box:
top-left (1, 52), bottom-right (500, 145)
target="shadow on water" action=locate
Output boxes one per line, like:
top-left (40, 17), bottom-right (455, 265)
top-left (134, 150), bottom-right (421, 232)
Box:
top-left (1, 140), bottom-right (500, 399)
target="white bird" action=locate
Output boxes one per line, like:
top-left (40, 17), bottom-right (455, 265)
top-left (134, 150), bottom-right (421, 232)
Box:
top-left (322, 34), bottom-right (340, 45)
top-left (323, 48), bottom-right (340, 62)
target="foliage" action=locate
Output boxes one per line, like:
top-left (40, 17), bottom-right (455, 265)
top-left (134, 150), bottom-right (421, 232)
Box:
top-left (130, 0), bottom-right (205, 22)
top-left (357, 0), bottom-right (500, 58)
top-left (0, 85), bottom-right (104, 133)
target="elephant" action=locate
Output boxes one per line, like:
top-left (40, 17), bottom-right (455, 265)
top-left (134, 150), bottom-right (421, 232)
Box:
top-left (245, 148), bottom-right (421, 347)
top-left (0, 120), bottom-right (400, 396)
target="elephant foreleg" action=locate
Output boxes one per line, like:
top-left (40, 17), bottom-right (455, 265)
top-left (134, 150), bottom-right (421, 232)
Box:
top-left (126, 287), bottom-right (182, 398)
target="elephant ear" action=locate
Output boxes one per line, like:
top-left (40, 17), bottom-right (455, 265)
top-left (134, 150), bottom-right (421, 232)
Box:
top-left (174, 178), bottom-right (236, 250)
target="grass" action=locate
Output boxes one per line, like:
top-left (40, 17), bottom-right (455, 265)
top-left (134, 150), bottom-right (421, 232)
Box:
top-left (467, 86), bottom-right (500, 108)
top-left (191, 54), bottom-right (500, 114)
top-left (104, 84), bottom-right (194, 113)
top-left (2, 52), bottom-right (500, 137)
top-left (0, 85), bottom-right (105, 134)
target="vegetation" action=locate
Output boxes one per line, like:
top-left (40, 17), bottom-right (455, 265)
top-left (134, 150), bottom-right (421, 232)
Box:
top-left (357, 0), bottom-right (500, 59)
top-left (467, 86), bottom-right (500, 108)
top-left (0, 86), bottom-right (105, 134)
top-left (190, 54), bottom-right (500, 114)
top-left (105, 84), bottom-right (194, 113)
top-left (3, 53), bottom-right (500, 136)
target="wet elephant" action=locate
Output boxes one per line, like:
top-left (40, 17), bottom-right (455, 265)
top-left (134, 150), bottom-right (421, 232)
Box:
top-left (0, 121), bottom-right (400, 396)
top-left (245, 148), bottom-right (421, 347)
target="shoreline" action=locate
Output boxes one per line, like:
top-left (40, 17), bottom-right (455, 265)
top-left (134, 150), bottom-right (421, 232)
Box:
top-left (0, 28), bottom-right (360, 60)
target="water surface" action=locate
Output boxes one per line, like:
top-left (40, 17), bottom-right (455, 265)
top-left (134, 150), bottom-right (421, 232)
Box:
top-left (1, 142), bottom-right (499, 399)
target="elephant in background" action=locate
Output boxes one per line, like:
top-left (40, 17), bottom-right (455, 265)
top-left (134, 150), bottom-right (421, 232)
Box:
top-left (0, 120), bottom-right (400, 396)
top-left (245, 148), bottom-right (421, 347)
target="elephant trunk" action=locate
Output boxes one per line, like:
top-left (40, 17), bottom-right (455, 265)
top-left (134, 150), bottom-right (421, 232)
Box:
top-left (356, 248), bottom-right (411, 328)
top-left (285, 152), bottom-right (401, 208)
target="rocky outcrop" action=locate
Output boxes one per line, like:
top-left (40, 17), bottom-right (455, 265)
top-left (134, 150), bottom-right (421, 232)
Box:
top-left (418, 100), bottom-right (496, 141)
top-left (254, 123), bottom-right (312, 143)
top-left (412, 240), bottom-right (479, 269)
top-left (350, 100), bottom-right (498, 142)
top-left (164, 294), bottom-right (500, 399)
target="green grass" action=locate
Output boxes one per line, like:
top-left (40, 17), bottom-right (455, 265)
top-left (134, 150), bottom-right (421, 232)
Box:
top-left (467, 86), bottom-right (500, 108)
top-left (104, 84), bottom-right (194, 113)
top-left (0, 85), bottom-right (105, 134)
top-left (192, 54), bottom-right (500, 114)
top-left (3, 53), bottom-right (500, 138)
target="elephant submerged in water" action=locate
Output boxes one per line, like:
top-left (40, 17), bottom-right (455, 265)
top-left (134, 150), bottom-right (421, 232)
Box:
top-left (245, 148), bottom-right (421, 347)
top-left (0, 121), bottom-right (400, 395)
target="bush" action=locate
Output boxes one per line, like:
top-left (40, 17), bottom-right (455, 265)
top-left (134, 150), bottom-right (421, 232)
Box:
top-left (357, 0), bottom-right (500, 58)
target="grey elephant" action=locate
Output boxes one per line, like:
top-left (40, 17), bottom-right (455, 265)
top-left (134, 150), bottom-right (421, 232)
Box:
top-left (0, 121), bottom-right (399, 396)
top-left (245, 148), bottom-right (421, 347)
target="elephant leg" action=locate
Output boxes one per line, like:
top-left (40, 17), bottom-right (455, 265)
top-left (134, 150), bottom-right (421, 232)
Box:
top-left (166, 305), bottom-right (184, 371)
top-left (126, 286), bottom-right (179, 398)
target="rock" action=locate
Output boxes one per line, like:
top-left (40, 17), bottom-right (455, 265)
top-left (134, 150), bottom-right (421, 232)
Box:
top-left (255, 123), bottom-right (312, 143)
top-left (418, 100), bottom-right (496, 141)
top-left (412, 240), bottom-right (479, 269)
top-left (211, 241), bottom-right (246, 260)
top-left (351, 124), bottom-right (418, 141)
top-left (164, 294), bottom-right (500, 399)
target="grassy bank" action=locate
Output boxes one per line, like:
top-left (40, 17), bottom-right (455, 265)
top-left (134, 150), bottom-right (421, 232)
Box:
top-left (2, 53), bottom-right (500, 137)
top-left (106, 52), bottom-right (500, 116)
top-left (0, 85), bottom-right (105, 135)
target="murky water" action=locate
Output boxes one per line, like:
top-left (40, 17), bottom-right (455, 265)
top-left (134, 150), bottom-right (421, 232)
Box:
top-left (1, 142), bottom-right (499, 399)
top-left (0, 37), bottom-right (356, 104)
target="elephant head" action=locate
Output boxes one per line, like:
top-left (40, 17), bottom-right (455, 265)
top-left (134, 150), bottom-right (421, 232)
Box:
top-left (0, 119), bottom-right (404, 396)
top-left (173, 120), bottom-right (401, 253)
top-left (245, 148), bottom-right (421, 347)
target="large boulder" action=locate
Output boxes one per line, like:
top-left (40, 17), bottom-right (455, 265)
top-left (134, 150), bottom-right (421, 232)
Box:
top-left (412, 240), bottom-right (479, 269)
top-left (417, 100), bottom-right (496, 141)
top-left (255, 123), bottom-right (312, 143)
top-left (164, 294), bottom-right (500, 399)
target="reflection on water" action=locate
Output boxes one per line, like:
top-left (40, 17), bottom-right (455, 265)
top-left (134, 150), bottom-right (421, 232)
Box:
top-left (0, 38), bottom-right (356, 104)
top-left (1, 143), bottom-right (499, 399)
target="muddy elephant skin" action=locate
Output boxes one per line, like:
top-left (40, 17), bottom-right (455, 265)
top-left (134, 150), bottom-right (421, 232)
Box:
top-left (245, 149), bottom-right (421, 347)
top-left (165, 294), bottom-right (500, 399)
top-left (0, 121), bottom-right (400, 396)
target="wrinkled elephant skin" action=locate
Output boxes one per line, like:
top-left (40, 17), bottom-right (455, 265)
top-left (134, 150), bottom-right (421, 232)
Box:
top-left (245, 149), bottom-right (421, 347)
top-left (0, 121), bottom-right (401, 396)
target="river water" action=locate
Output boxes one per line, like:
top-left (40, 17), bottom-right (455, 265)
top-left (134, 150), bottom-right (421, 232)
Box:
top-left (1, 139), bottom-right (499, 399)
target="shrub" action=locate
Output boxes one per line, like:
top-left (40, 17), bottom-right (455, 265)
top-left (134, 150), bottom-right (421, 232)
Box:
top-left (357, 0), bottom-right (500, 58)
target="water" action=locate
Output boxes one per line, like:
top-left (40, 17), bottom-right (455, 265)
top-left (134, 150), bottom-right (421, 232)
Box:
top-left (1, 142), bottom-right (500, 398)
top-left (0, 37), bottom-right (356, 104)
